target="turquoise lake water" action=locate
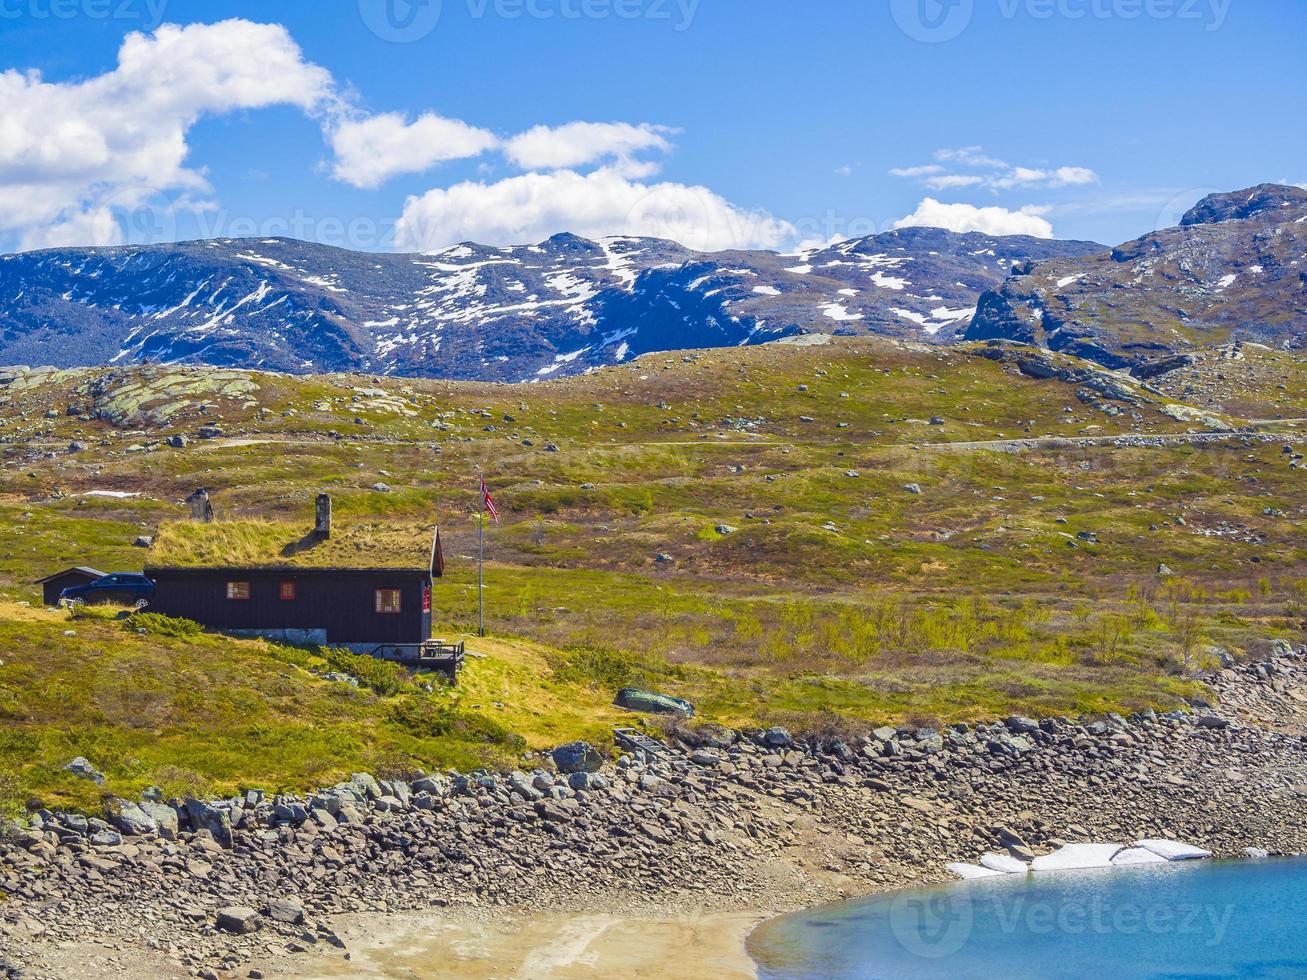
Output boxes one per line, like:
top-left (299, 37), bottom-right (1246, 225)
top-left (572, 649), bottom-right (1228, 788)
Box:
top-left (748, 858), bottom-right (1307, 980)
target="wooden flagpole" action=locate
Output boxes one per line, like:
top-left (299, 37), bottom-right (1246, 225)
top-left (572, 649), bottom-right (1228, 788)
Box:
top-left (478, 471), bottom-right (485, 637)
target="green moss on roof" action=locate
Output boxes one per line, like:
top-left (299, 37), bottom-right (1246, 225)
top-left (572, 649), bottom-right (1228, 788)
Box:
top-left (147, 519), bottom-right (435, 570)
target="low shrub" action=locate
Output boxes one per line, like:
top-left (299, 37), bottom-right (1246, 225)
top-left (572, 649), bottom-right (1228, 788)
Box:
top-left (389, 697), bottom-right (526, 752)
top-left (548, 644), bottom-right (679, 690)
top-left (317, 648), bottom-right (411, 697)
top-left (121, 612), bottom-right (203, 638)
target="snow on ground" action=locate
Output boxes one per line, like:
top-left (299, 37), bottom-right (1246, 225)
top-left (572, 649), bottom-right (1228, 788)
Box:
top-left (1056, 274), bottom-right (1087, 289)
top-left (82, 490), bottom-right (141, 499)
top-left (1215, 273), bottom-right (1238, 291)
top-left (1136, 839), bottom-right (1212, 861)
top-left (301, 275), bottom-right (348, 293)
top-left (235, 253), bottom-right (292, 271)
top-left (819, 303), bottom-right (862, 322)
top-left (1111, 847), bottom-right (1168, 866)
top-left (869, 271), bottom-right (909, 290)
top-left (946, 863), bottom-right (1005, 880)
top-left (599, 237), bottom-right (641, 287)
top-left (752, 285), bottom-right (782, 296)
top-left (891, 307), bottom-right (930, 326)
top-left (979, 853), bottom-right (1029, 874)
top-left (1030, 843), bottom-right (1124, 871)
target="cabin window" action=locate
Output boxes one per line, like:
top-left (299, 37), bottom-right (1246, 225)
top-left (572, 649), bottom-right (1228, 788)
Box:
top-left (375, 589), bottom-right (402, 614)
top-left (279, 581), bottom-right (296, 601)
top-left (226, 581), bottom-right (250, 601)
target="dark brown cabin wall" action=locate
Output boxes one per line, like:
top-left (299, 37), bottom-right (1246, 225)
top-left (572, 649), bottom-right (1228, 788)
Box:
top-left (145, 568), bottom-right (429, 645)
top-left (40, 570), bottom-right (101, 606)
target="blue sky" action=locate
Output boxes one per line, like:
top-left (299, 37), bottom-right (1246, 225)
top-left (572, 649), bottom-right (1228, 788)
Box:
top-left (1, 0), bottom-right (1303, 254)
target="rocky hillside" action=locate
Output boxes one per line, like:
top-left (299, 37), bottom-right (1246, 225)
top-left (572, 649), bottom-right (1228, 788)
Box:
top-left (0, 229), bottom-right (1101, 382)
top-left (965, 184), bottom-right (1307, 369)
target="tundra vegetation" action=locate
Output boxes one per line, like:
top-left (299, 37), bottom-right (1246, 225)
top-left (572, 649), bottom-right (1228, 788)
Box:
top-left (0, 337), bottom-right (1301, 810)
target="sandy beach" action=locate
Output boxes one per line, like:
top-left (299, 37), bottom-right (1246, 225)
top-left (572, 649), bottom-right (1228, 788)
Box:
top-left (280, 909), bottom-right (765, 980)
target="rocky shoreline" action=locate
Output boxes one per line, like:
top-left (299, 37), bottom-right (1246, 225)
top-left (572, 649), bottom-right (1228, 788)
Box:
top-left (3, 641), bottom-right (1307, 980)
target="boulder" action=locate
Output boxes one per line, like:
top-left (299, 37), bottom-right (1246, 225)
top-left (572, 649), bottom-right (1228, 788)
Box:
top-left (263, 899), bottom-right (305, 925)
top-left (552, 741), bottom-right (604, 774)
top-left (350, 772), bottom-right (383, 799)
top-left (63, 757), bottom-right (105, 784)
top-left (216, 906), bottom-right (262, 934)
top-left (567, 771), bottom-right (598, 791)
top-left (182, 798), bottom-right (233, 848)
top-left (108, 800), bottom-right (156, 836)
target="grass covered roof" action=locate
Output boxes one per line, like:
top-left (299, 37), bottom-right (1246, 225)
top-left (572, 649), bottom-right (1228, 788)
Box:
top-left (147, 519), bottom-right (438, 571)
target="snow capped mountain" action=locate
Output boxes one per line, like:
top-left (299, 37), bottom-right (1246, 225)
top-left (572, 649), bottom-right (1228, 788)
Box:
top-left (0, 229), bottom-right (1103, 381)
top-left (965, 184), bottom-right (1307, 369)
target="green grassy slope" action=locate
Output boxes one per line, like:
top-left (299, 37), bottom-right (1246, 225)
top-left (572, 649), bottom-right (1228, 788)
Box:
top-left (0, 337), bottom-right (1302, 809)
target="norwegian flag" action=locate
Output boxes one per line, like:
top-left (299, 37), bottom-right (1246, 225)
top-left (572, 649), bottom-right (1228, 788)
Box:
top-left (481, 476), bottom-right (499, 524)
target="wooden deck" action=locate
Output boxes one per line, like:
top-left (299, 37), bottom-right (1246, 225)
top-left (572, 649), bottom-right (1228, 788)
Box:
top-left (368, 639), bottom-right (465, 680)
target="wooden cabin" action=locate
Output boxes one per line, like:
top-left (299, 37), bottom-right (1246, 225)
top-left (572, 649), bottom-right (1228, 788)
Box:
top-left (34, 566), bottom-right (106, 606)
top-left (143, 497), bottom-right (459, 674)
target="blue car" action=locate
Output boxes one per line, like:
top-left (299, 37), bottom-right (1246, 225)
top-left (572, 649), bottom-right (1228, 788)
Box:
top-left (60, 573), bottom-right (155, 608)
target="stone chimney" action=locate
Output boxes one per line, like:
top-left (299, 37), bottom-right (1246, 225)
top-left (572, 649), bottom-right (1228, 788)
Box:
top-left (314, 492), bottom-right (332, 540)
top-left (186, 489), bottom-right (214, 523)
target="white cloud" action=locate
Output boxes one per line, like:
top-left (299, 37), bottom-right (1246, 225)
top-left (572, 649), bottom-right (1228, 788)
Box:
top-left (889, 164), bottom-right (944, 179)
top-left (328, 112), bottom-right (499, 189)
top-left (834, 164), bottom-right (855, 177)
top-left (922, 174), bottom-right (985, 190)
top-left (893, 198), bottom-right (1056, 238)
top-left (394, 167), bottom-right (795, 253)
top-left (503, 122), bottom-right (676, 175)
top-left (936, 146), bottom-right (1009, 170)
top-left (0, 19), bottom-right (334, 251)
top-left (892, 147), bottom-right (1099, 194)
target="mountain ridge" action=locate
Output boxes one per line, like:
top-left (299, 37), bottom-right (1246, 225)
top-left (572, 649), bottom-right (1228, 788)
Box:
top-left (965, 184), bottom-right (1307, 369)
top-left (0, 228), bottom-right (1102, 381)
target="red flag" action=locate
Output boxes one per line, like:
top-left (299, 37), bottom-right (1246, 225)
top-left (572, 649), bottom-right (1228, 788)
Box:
top-left (481, 476), bottom-right (499, 524)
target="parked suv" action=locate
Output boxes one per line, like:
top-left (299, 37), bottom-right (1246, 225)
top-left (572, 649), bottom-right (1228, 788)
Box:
top-left (60, 573), bottom-right (155, 607)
